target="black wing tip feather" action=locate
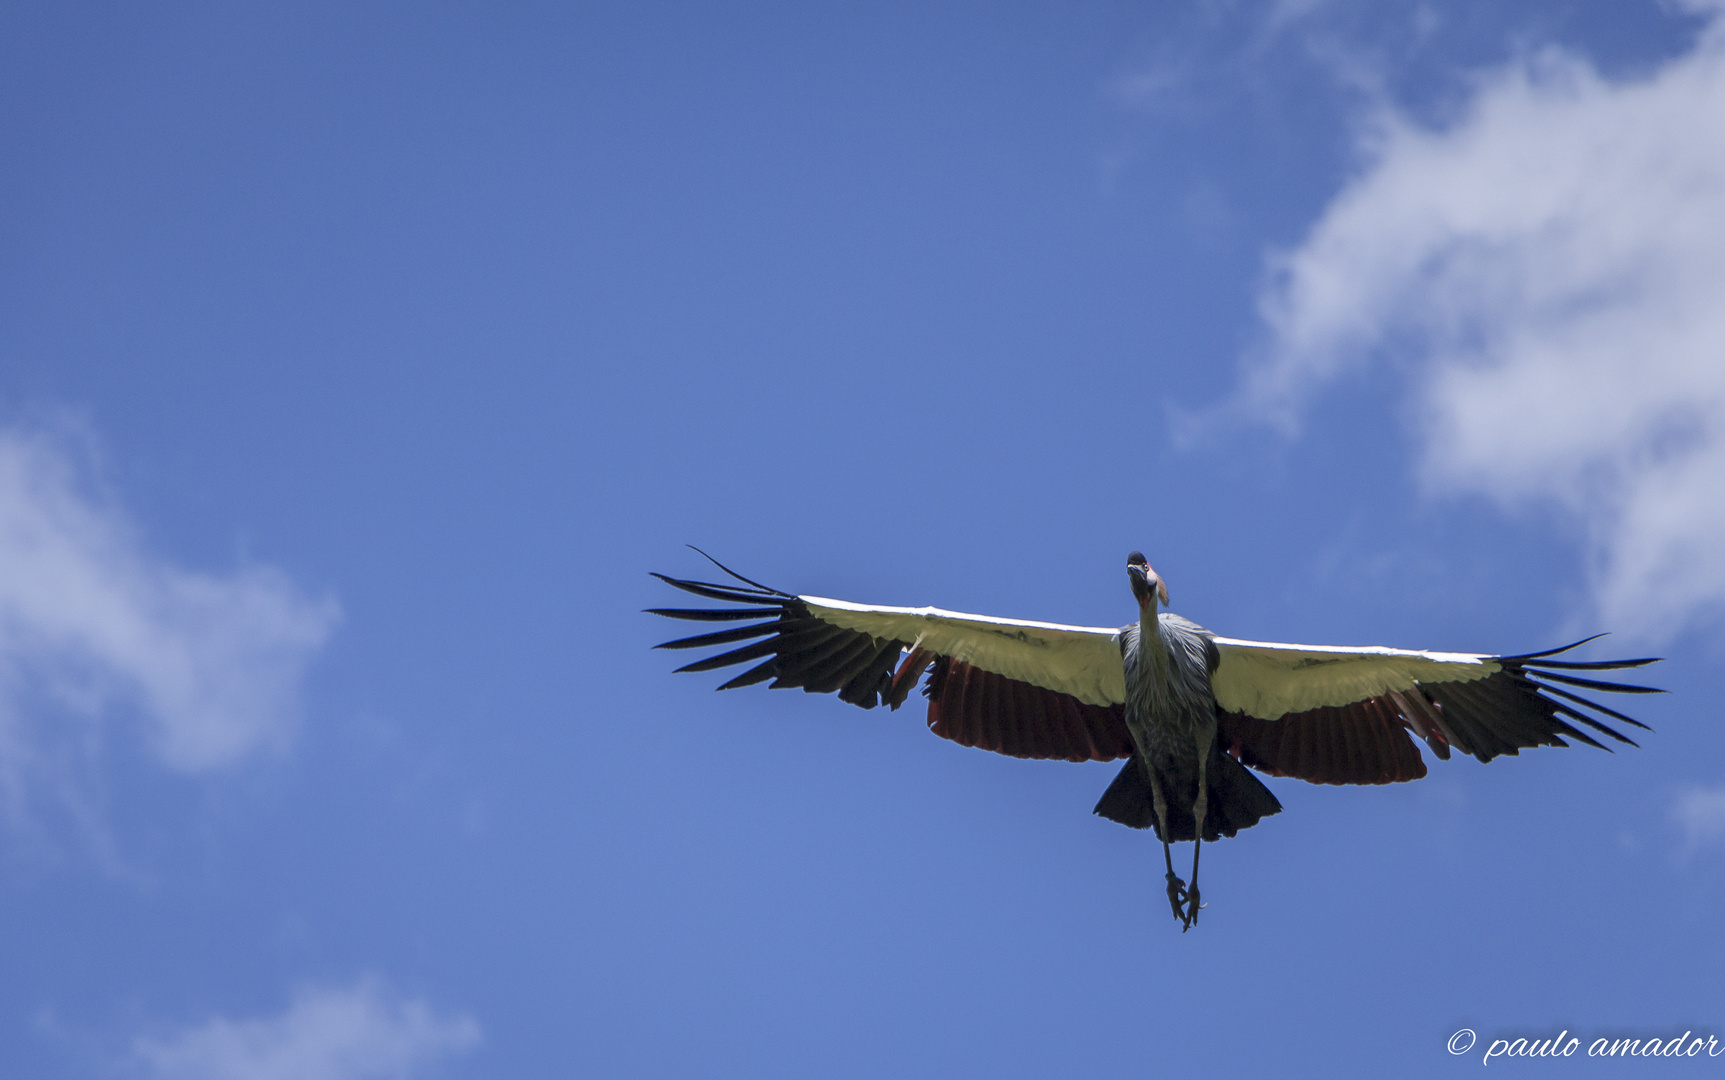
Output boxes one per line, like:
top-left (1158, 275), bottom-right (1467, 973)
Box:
top-left (717, 659), bottom-right (779, 690)
top-left (1409, 638), bottom-right (1664, 765)
top-left (1519, 656), bottom-right (1662, 671)
top-left (657, 575), bottom-right (772, 595)
top-left (1500, 635), bottom-right (1665, 679)
top-left (1528, 680), bottom-right (1654, 731)
top-left (1493, 637), bottom-right (1665, 748)
top-left (1523, 669), bottom-right (1666, 695)
top-left (1497, 634), bottom-right (1610, 661)
top-left (682, 546), bottom-right (793, 597)
top-left (648, 554), bottom-right (907, 710)
top-left (644, 606), bottom-right (786, 622)
top-left (652, 620), bottom-right (781, 651)
top-left (646, 556), bottom-right (798, 680)
top-left (1552, 703), bottom-right (1639, 748)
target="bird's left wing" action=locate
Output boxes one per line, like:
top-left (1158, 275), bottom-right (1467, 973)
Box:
top-left (649, 557), bottom-right (1134, 762)
top-left (1209, 636), bottom-right (1659, 785)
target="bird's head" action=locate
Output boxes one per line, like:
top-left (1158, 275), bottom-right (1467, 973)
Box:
top-left (1126, 551), bottom-right (1169, 612)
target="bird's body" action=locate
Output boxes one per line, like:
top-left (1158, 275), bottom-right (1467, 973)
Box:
top-left (649, 550), bottom-right (1661, 930)
top-left (1108, 556), bottom-right (1285, 921)
top-left (1099, 616), bottom-right (1284, 842)
top-left (1124, 616), bottom-right (1216, 775)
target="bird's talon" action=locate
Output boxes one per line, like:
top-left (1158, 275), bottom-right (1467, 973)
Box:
top-left (1164, 873), bottom-right (1188, 923)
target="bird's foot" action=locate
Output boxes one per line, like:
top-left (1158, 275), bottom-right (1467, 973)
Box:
top-left (1182, 883), bottom-right (1204, 932)
top-left (1164, 873), bottom-right (1189, 927)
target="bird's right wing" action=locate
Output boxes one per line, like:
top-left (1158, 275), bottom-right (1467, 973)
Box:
top-left (649, 557), bottom-right (1135, 762)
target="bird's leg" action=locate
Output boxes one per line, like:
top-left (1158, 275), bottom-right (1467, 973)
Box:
top-left (1186, 733), bottom-right (1212, 930)
top-left (1161, 834), bottom-right (1187, 926)
top-left (1185, 840), bottom-right (1202, 932)
top-left (1146, 763), bottom-right (1188, 927)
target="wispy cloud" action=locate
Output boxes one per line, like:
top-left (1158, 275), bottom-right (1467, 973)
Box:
top-left (133, 979), bottom-right (480, 1080)
top-left (1672, 785), bottom-right (1725, 848)
top-left (1214, 10), bottom-right (1725, 639)
top-left (0, 422), bottom-right (338, 837)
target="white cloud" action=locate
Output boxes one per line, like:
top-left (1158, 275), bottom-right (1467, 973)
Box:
top-left (0, 423), bottom-right (337, 810)
top-left (1672, 785), bottom-right (1725, 848)
top-left (1227, 12), bottom-right (1725, 639)
top-left (133, 979), bottom-right (480, 1080)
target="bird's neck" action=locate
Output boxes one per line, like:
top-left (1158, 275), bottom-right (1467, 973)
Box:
top-left (1138, 602), bottom-right (1165, 661)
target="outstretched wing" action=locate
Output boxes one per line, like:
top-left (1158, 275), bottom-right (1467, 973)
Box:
top-left (1210, 636), bottom-right (1660, 785)
top-left (648, 555), bottom-right (1134, 762)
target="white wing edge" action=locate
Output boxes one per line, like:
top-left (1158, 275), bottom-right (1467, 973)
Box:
top-left (1210, 636), bottom-right (1503, 720)
top-left (799, 595), bottom-right (1127, 707)
top-left (802, 596), bottom-right (1122, 636)
top-left (1209, 637), bottom-right (1494, 663)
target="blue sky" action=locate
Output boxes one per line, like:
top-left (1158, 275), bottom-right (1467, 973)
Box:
top-left (3, 2), bottom-right (1723, 1077)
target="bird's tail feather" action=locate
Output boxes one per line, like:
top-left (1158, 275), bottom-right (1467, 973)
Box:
top-left (1093, 756), bottom-right (1156, 830)
top-left (1093, 750), bottom-right (1282, 841)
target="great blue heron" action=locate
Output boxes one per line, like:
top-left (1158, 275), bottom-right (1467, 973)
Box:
top-left (649, 550), bottom-right (1659, 930)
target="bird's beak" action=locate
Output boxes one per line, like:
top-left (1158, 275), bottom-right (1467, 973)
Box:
top-left (1127, 563), bottom-right (1168, 609)
top-left (1127, 564), bottom-right (1151, 605)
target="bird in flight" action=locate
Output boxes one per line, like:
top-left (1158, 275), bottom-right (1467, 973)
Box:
top-left (649, 550), bottom-right (1659, 930)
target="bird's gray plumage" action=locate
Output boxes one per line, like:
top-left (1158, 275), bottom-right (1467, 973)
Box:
top-left (1121, 614), bottom-right (1219, 769)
